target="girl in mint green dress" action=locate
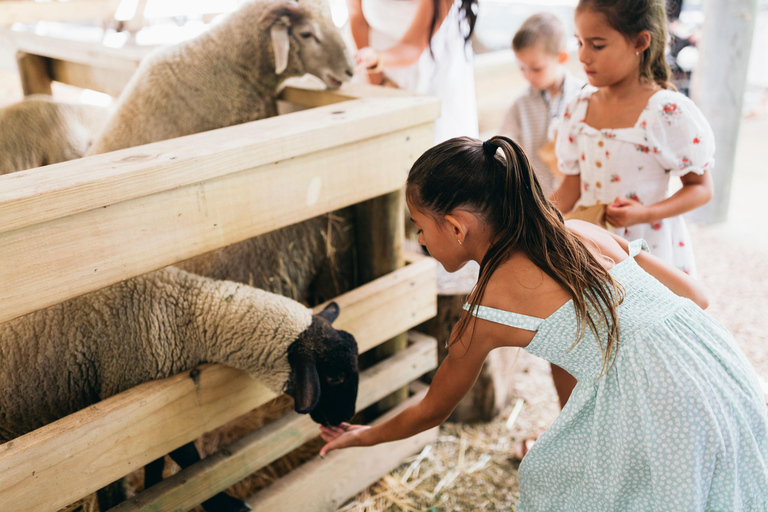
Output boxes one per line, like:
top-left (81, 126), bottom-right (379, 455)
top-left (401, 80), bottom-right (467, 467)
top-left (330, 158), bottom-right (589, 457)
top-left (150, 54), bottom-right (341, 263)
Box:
top-left (318, 135), bottom-right (768, 511)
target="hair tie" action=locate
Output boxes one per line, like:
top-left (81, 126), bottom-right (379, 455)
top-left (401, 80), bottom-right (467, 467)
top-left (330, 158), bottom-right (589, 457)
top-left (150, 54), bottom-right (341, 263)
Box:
top-left (482, 140), bottom-right (497, 156)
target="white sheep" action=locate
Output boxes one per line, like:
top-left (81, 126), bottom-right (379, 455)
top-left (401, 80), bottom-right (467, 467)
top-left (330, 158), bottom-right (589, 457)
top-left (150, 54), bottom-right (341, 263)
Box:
top-left (0, 95), bottom-right (108, 174)
top-left (0, 266), bottom-right (358, 511)
top-left (87, 0), bottom-right (354, 155)
top-left (79, 0), bottom-right (358, 305)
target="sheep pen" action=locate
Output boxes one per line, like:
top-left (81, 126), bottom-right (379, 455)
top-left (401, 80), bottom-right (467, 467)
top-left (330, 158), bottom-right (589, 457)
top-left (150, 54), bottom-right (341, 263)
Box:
top-left (0, 78), bottom-right (440, 511)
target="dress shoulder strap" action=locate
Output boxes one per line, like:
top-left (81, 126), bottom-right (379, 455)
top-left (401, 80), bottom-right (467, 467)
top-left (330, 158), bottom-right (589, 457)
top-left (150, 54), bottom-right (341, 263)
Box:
top-left (628, 239), bottom-right (650, 258)
top-left (462, 303), bottom-right (543, 332)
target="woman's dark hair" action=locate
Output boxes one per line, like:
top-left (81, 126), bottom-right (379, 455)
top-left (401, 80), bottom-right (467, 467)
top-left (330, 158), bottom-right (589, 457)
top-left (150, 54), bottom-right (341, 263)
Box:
top-left (406, 136), bottom-right (625, 376)
top-left (577, 0), bottom-right (674, 90)
top-left (428, 0), bottom-right (478, 46)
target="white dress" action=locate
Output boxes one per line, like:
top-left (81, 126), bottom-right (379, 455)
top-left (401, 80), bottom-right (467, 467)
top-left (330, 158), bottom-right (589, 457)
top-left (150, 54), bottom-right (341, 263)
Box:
top-left (361, 0), bottom-right (479, 143)
top-left (555, 88), bottom-right (715, 276)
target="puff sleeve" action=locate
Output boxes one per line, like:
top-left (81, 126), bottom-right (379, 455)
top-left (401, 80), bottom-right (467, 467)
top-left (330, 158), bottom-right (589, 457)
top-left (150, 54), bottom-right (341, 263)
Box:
top-left (645, 92), bottom-right (715, 177)
top-left (554, 96), bottom-right (583, 176)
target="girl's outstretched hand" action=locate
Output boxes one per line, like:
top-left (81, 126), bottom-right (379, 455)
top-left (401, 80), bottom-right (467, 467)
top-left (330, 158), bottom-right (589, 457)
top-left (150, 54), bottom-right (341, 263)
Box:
top-left (319, 423), bottom-right (371, 457)
top-left (606, 196), bottom-right (649, 228)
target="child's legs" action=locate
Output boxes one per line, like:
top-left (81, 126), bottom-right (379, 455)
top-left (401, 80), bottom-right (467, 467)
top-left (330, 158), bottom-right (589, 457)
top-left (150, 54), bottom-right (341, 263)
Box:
top-left (550, 363), bottom-right (577, 408)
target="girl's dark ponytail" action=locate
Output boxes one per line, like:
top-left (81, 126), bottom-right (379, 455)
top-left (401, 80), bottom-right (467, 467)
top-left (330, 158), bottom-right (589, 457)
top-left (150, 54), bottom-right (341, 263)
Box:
top-left (406, 136), bottom-right (624, 377)
top-left (428, 0), bottom-right (478, 53)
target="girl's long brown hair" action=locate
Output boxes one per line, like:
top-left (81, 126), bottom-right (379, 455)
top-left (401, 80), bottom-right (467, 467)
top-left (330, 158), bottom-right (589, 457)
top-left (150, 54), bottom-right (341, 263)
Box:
top-left (406, 136), bottom-right (625, 377)
top-left (577, 0), bottom-right (675, 90)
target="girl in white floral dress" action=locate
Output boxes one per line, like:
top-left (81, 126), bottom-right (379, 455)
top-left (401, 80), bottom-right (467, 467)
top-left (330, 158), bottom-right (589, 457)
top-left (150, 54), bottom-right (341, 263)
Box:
top-left (551, 0), bottom-right (715, 277)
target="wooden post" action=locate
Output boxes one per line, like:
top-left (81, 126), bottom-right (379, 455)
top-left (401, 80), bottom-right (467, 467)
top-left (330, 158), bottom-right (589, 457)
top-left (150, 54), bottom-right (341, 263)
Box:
top-left (355, 190), bottom-right (408, 411)
top-left (16, 52), bottom-right (52, 96)
top-left (688, 0), bottom-right (758, 224)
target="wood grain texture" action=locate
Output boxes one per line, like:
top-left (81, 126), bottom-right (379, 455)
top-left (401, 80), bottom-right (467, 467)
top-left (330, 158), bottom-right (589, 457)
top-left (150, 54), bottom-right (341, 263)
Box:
top-left (0, 262), bottom-right (437, 512)
top-left (248, 387), bottom-right (438, 512)
top-left (0, 117), bottom-right (436, 325)
top-left (110, 333), bottom-right (438, 512)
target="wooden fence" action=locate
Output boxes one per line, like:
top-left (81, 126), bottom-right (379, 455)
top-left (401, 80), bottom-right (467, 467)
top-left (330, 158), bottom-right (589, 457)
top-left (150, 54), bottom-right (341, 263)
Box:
top-left (0, 66), bottom-right (441, 510)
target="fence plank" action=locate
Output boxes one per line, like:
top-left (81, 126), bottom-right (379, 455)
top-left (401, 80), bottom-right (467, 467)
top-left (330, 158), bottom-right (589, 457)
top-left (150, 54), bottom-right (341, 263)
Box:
top-left (0, 120), bottom-right (435, 325)
top-left (0, 96), bottom-right (437, 235)
top-left (0, 260), bottom-right (436, 512)
top-left (249, 387), bottom-right (438, 512)
top-left (111, 333), bottom-right (437, 511)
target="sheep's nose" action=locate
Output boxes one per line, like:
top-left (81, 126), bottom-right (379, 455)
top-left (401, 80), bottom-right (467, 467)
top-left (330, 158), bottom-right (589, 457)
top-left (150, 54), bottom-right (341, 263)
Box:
top-left (345, 68), bottom-right (354, 78)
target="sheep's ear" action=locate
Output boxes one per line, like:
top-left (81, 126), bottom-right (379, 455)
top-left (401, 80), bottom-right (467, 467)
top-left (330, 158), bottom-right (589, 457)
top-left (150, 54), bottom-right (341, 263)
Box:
top-left (318, 301), bottom-right (340, 324)
top-left (270, 20), bottom-right (291, 75)
top-left (260, 1), bottom-right (300, 75)
top-left (293, 358), bottom-right (321, 414)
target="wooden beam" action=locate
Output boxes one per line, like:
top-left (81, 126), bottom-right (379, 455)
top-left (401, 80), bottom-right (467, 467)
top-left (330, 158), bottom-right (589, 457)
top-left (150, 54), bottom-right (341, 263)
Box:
top-left (0, 0), bottom-right (121, 25)
top-left (2, 29), bottom-right (151, 72)
top-left (278, 81), bottom-right (420, 108)
top-left (16, 51), bottom-right (51, 96)
top-left (0, 261), bottom-right (437, 512)
top-left (0, 98), bottom-right (439, 325)
top-left (49, 58), bottom-right (137, 98)
top-left (356, 190), bottom-right (409, 411)
top-left (0, 96), bottom-right (437, 235)
top-left (248, 387), bottom-right (438, 512)
top-left (110, 333), bottom-right (438, 512)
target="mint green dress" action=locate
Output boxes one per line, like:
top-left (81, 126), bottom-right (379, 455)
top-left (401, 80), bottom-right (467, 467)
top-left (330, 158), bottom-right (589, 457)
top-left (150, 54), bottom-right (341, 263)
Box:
top-left (465, 240), bottom-right (768, 511)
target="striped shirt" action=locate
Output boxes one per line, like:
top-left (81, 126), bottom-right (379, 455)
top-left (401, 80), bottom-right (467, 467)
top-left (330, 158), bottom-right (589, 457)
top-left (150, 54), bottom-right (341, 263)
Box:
top-left (498, 71), bottom-right (585, 195)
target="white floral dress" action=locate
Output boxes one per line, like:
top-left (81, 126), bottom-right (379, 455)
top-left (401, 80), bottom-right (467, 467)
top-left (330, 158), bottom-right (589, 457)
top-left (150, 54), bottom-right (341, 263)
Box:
top-left (555, 88), bottom-right (715, 275)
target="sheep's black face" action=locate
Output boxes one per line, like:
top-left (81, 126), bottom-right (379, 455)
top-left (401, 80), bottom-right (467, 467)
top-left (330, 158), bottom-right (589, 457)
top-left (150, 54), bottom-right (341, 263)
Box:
top-left (286, 302), bottom-right (359, 426)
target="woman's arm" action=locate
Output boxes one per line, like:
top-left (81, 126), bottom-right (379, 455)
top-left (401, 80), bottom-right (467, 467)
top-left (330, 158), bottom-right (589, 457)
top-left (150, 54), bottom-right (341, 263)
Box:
top-left (346, 0), bottom-right (369, 50)
top-left (319, 318), bottom-right (495, 455)
top-left (609, 232), bottom-right (709, 309)
top-left (549, 174), bottom-right (581, 213)
top-left (605, 171), bottom-right (713, 227)
top-left (356, 0), bottom-right (453, 70)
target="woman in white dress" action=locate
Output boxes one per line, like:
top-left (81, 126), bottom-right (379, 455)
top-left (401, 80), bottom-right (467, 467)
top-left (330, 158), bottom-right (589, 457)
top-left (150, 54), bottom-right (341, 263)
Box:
top-left (347, 0), bottom-right (479, 143)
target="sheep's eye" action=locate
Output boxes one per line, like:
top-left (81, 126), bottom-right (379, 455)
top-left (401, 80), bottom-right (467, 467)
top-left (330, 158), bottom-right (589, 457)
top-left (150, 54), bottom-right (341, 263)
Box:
top-left (326, 375), bottom-right (345, 385)
top-left (300, 32), bottom-right (313, 39)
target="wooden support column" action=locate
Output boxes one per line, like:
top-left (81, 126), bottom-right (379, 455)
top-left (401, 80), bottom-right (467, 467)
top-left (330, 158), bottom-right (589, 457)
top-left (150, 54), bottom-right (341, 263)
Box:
top-left (16, 52), bottom-right (52, 96)
top-left (688, 0), bottom-right (758, 224)
top-left (355, 190), bottom-right (408, 411)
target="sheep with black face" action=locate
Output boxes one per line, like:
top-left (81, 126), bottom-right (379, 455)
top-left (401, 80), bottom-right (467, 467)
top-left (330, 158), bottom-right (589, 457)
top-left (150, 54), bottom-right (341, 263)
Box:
top-left (0, 266), bottom-right (358, 511)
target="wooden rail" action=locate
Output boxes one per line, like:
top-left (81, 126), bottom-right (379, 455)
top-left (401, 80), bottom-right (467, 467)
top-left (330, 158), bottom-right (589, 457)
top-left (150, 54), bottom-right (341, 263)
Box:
top-left (111, 332), bottom-right (438, 512)
top-left (0, 260), bottom-right (437, 512)
top-left (251, 384), bottom-right (438, 512)
top-left (0, 42), bottom-right (441, 510)
top-left (0, 94), bottom-right (439, 325)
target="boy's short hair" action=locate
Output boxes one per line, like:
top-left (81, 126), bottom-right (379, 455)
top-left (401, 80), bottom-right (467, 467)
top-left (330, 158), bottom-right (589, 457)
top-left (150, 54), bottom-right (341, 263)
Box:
top-left (512, 12), bottom-right (567, 55)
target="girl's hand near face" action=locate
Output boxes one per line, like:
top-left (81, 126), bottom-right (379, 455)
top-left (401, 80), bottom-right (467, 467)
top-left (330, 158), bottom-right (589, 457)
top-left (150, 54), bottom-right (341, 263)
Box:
top-left (605, 196), bottom-right (649, 228)
top-left (319, 423), bottom-right (371, 456)
top-left (355, 47), bottom-right (380, 71)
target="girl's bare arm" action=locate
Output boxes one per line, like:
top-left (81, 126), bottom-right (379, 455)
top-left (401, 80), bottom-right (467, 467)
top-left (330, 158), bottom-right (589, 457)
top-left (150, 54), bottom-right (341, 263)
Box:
top-left (550, 174), bottom-right (581, 213)
top-left (644, 171), bottom-right (713, 222)
top-left (346, 0), bottom-right (369, 49)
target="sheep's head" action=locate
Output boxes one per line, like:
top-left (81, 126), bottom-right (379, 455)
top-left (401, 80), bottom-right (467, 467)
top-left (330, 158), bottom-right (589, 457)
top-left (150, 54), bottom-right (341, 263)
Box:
top-left (259, 0), bottom-right (354, 89)
top-left (286, 302), bottom-right (358, 426)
